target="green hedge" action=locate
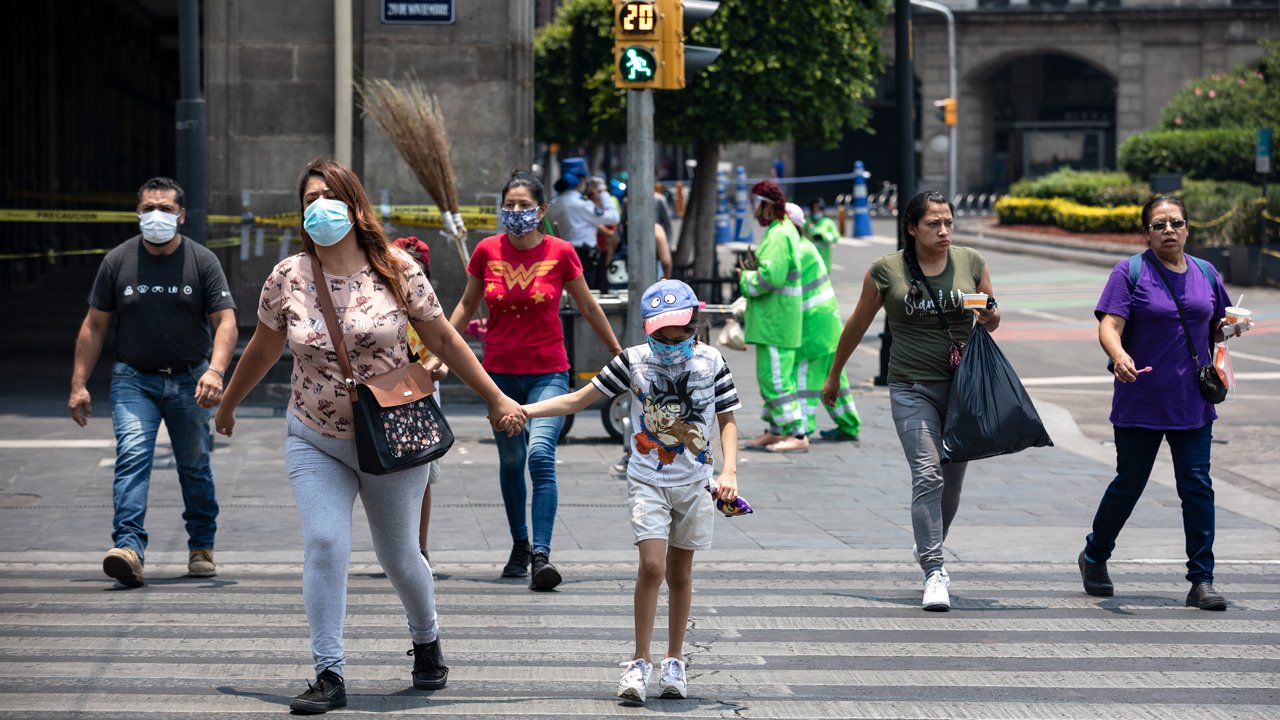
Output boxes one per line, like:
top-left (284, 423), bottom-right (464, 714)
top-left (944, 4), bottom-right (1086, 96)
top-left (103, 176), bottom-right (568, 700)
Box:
top-left (1009, 168), bottom-right (1148, 207)
top-left (1118, 128), bottom-right (1272, 183)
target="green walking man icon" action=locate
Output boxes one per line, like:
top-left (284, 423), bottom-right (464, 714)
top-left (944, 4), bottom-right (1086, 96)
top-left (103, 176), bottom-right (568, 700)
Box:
top-left (625, 48), bottom-right (654, 80)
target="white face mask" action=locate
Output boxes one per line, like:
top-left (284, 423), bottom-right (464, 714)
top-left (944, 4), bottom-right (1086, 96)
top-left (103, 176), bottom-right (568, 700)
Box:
top-left (139, 210), bottom-right (180, 244)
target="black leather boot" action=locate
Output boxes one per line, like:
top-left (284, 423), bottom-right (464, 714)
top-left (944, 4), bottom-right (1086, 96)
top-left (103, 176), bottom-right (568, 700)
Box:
top-left (502, 540), bottom-right (531, 578)
top-left (530, 552), bottom-right (562, 591)
top-left (408, 638), bottom-right (449, 690)
top-left (1078, 550), bottom-right (1114, 597)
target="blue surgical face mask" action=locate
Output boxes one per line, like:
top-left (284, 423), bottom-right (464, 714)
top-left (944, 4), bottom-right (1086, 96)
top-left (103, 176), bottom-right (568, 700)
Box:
top-left (304, 197), bottom-right (354, 247)
top-left (500, 207), bottom-right (540, 236)
top-left (646, 335), bottom-right (696, 365)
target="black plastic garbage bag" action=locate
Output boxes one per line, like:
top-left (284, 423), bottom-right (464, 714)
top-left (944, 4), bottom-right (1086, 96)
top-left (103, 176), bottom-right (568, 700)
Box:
top-left (941, 325), bottom-right (1053, 463)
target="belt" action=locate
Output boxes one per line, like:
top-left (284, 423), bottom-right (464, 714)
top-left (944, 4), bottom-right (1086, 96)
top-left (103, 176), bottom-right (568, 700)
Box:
top-left (137, 363), bottom-right (199, 375)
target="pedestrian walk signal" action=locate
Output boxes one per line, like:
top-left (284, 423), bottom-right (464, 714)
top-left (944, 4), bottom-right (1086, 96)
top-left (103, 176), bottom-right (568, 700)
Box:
top-left (618, 46), bottom-right (657, 83)
top-left (612, 0), bottom-right (721, 90)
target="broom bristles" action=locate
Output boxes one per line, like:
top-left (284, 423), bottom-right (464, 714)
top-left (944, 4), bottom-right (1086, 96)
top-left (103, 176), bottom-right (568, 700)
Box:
top-left (358, 76), bottom-right (467, 264)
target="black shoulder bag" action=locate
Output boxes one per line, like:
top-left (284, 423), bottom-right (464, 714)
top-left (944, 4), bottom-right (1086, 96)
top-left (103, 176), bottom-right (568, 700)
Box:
top-left (1144, 255), bottom-right (1226, 404)
top-left (311, 253), bottom-right (455, 475)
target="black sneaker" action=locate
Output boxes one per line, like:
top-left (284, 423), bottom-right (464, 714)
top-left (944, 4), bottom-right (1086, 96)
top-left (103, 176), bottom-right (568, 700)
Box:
top-left (1078, 550), bottom-right (1114, 597)
top-left (1186, 582), bottom-right (1227, 611)
top-left (408, 638), bottom-right (449, 690)
top-left (502, 540), bottom-right (531, 578)
top-left (289, 669), bottom-right (346, 714)
top-left (530, 552), bottom-right (562, 591)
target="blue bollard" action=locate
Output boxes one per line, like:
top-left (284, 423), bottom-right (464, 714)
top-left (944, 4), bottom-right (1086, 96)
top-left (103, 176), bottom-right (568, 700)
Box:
top-left (715, 167), bottom-right (733, 244)
top-left (853, 161), bottom-right (873, 238)
top-left (732, 165), bottom-right (750, 242)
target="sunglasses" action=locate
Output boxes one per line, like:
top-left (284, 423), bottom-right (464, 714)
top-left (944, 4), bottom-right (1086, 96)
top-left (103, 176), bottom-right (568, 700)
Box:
top-left (1146, 219), bottom-right (1187, 231)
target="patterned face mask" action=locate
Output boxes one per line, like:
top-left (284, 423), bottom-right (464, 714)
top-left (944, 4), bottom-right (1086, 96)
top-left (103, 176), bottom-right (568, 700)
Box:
top-left (646, 335), bottom-right (696, 365)
top-left (500, 207), bottom-right (540, 236)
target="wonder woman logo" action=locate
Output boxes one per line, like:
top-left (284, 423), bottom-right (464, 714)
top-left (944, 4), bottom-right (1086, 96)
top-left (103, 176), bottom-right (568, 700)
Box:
top-left (488, 260), bottom-right (557, 291)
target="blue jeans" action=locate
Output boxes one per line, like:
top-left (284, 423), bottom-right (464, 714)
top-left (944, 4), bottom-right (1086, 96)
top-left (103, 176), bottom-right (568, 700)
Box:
top-left (489, 371), bottom-right (568, 556)
top-left (109, 362), bottom-right (218, 559)
top-left (1085, 423), bottom-right (1215, 584)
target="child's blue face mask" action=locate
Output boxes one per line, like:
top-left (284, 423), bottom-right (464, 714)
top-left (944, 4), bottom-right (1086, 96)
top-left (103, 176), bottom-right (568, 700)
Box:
top-left (647, 335), bottom-right (696, 365)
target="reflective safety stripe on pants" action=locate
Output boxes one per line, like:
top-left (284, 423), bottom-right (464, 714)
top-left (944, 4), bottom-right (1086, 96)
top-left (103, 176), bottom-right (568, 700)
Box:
top-left (756, 344), bottom-right (803, 435)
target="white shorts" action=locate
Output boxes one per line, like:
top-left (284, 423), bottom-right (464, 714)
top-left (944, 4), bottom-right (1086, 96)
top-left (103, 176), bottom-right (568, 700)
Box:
top-left (627, 479), bottom-right (714, 551)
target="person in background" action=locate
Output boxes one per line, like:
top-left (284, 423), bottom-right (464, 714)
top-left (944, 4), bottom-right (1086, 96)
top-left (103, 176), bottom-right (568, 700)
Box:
top-left (450, 170), bottom-right (623, 591)
top-left (70, 176), bottom-right (237, 588)
top-left (542, 175), bottom-right (573, 237)
top-left (738, 180), bottom-right (807, 453)
top-left (507, 279), bottom-right (741, 705)
top-left (1080, 195), bottom-right (1241, 611)
top-left (558, 172), bottom-right (620, 291)
top-left (823, 190), bottom-right (1000, 612)
top-left (805, 198), bottom-right (840, 272)
top-left (784, 203), bottom-right (860, 443)
top-left (215, 156), bottom-right (525, 713)
top-left (392, 236), bottom-right (448, 574)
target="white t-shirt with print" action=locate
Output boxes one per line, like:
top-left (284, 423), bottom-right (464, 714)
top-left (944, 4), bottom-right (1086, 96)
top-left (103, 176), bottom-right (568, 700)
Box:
top-left (591, 343), bottom-right (741, 488)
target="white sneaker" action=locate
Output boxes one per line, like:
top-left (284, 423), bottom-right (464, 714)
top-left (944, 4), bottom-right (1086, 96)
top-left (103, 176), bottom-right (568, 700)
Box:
top-left (617, 658), bottom-right (651, 703)
top-left (658, 657), bottom-right (688, 699)
top-left (923, 570), bottom-right (951, 612)
top-left (912, 545), bottom-right (950, 588)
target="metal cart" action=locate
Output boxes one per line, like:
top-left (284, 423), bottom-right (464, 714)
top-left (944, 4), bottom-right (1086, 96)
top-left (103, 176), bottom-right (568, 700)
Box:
top-left (560, 291), bottom-right (631, 440)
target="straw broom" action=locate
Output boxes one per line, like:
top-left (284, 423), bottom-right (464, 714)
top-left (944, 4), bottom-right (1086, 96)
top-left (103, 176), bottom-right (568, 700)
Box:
top-left (358, 77), bottom-right (469, 267)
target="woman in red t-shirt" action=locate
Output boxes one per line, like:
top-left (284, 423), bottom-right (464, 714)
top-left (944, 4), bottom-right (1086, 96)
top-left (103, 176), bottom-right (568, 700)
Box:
top-left (450, 170), bottom-right (623, 591)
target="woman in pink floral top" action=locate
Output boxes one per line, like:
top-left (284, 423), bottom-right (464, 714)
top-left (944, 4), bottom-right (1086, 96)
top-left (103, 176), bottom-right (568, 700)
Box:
top-left (215, 156), bottom-right (524, 714)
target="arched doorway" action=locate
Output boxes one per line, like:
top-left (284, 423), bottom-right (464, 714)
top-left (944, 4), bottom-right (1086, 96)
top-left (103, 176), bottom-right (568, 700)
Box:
top-left (983, 53), bottom-right (1117, 190)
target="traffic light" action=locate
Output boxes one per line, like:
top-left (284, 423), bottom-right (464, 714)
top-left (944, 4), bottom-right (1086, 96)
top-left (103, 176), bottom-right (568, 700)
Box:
top-left (613, 1), bottom-right (662, 89)
top-left (933, 98), bottom-right (957, 126)
top-left (613, 0), bottom-right (720, 91)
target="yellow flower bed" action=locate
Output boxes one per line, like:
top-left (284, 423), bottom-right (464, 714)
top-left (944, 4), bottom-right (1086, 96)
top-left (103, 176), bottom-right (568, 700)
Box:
top-left (996, 197), bottom-right (1142, 233)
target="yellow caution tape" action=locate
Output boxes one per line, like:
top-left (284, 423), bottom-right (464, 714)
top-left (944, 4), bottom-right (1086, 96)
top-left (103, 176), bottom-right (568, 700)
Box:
top-left (0, 209), bottom-right (138, 223)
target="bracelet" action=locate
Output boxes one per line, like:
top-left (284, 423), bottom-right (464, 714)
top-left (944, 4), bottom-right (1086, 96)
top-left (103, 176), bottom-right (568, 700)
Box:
top-left (207, 368), bottom-right (225, 379)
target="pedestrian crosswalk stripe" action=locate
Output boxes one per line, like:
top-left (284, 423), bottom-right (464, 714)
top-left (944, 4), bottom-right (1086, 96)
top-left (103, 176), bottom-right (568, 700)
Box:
top-left (2, 561), bottom-right (1276, 718)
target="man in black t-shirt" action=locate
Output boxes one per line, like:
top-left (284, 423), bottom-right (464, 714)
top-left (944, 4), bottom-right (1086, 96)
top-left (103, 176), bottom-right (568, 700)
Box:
top-left (69, 177), bottom-right (238, 588)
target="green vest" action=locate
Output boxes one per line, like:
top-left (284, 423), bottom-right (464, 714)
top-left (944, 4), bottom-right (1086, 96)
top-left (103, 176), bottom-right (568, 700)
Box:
top-left (797, 238), bottom-right (843, 360)
top-left (739, 218), bottom-right (803, 349)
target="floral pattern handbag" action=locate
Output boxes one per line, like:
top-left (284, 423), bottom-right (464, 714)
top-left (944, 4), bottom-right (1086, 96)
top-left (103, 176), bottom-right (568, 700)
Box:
top-left (311, 254), bottom-right (454, 475)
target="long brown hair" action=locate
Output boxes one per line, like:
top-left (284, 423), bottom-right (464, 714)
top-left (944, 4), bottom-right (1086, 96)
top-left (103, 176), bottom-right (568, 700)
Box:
top-left (296, 155), bottom-right (409, 307)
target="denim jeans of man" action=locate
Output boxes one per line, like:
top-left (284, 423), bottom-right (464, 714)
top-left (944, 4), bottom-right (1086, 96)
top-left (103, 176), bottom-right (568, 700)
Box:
top-left (110, 362), bottom-right (218, 560)
top-left (1086, 423), bottom-right (1215, 584)
top-left (489, 371), bottom-right (568, 555)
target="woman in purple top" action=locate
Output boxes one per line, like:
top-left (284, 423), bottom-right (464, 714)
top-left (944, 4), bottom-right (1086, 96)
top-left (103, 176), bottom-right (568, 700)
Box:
top-left (1079, 195), bottom-right (1238, 610)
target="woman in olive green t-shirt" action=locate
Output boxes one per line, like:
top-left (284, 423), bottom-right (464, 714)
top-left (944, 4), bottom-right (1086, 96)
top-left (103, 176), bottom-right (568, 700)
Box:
top-left (822, 191), bottom-right (1001, 612)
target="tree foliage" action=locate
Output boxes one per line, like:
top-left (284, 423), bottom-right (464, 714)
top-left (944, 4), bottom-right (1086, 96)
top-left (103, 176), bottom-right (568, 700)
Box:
top-left (534, 0), bottom-right (887, 148)
top-left (1155, 40), bottom-right (1279, 132)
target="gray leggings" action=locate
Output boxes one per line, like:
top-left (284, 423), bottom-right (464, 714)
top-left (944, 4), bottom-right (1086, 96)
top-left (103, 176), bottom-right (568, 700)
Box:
top-left (889, 382), bottom-right (967, 575)
top-left (285, 414), bottom-right (438, 676)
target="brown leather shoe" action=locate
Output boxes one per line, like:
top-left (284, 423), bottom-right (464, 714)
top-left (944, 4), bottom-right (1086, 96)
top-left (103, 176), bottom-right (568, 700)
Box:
top-left (188, 549), bottom-right (217, 577)
top-left (103, 547), bottom-right (144, 588)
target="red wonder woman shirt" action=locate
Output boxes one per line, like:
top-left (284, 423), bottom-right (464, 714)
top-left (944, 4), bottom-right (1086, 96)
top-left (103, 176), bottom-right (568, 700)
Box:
top-left (466, 233), bottom-right (583, 374)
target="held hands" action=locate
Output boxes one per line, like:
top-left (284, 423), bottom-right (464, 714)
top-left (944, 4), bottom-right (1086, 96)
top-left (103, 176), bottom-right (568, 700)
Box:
top-left (423, 357), bottom-right (450, 382)
top-left (488, 395), bottom-right (527, 437)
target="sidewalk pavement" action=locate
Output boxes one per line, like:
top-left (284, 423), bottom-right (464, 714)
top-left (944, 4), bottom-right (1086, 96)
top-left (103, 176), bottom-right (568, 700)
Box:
top-left (2, 332), bottom-right (1277, 583)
